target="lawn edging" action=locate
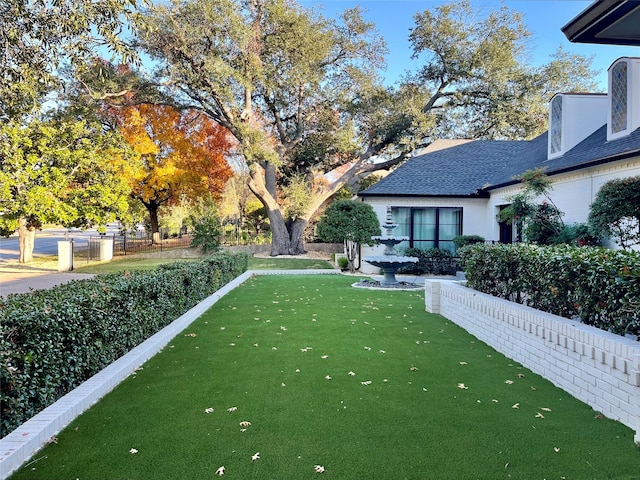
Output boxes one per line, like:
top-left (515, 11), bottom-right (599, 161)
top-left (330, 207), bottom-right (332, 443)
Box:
top-left (425, 279), bottom-right (640, 444)
top-left (0, 269), bottom-right (340, 480)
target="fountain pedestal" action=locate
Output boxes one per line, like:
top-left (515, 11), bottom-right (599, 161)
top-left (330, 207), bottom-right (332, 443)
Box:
top-left (363, 207), bottom-right (418, 286)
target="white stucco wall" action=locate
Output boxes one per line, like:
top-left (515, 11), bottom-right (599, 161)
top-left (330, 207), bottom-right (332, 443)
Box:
top-left (488, 156), bottom-right (640, 246)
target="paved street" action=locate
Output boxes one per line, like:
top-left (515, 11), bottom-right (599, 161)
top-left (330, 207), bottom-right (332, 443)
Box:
top-left (0, 225), bottom-right (121, 262)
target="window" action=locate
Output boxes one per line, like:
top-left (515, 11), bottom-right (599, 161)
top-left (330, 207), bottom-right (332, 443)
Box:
top-left (611, 61), bottom-right (628, 134)
top-left (550, 95), bottom-right (562, 154)
top-left (392, 207), bottom-right (462, 253)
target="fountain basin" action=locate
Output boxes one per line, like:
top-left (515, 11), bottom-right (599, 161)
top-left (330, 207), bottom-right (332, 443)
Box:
top-left (364, 255), bottom-right (419, 285)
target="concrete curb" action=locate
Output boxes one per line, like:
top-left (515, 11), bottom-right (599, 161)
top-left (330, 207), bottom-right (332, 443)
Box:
top-left (0, 269), bottom-right (340, 479)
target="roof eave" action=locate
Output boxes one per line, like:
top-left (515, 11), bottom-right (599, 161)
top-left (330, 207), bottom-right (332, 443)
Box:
top-left (485, 148), bottom-right (640, 192)
top-left (561, 0), bottom-right (640, 46)
top-left (358, 192), bottom-right (490, 199)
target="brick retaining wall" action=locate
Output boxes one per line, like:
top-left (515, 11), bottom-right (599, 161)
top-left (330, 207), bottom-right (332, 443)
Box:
top-left (425, 280), bottom-right (640, 444)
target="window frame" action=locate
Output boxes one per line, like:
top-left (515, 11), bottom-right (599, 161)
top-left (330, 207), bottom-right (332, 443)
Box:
top-left (611, 60), bottom-right (628, 135)
top-left (549, 95), bottom-right (563, 154)
top-left (392, 206), bottom-right (463, 252)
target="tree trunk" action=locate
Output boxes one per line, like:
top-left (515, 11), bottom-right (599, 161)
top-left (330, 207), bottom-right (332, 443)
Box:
top-left (268, 208), bottom-right (293, 256)
top-left (142, 200), bottom-right (162, 244)
top-left (288, 218), bottom-right (307, 255)
top-left (17, 218), bottom-right (36, 263)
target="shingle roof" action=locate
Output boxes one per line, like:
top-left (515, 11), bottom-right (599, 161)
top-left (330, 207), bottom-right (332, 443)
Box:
top-left (359, 126), bottom-right (640, 197)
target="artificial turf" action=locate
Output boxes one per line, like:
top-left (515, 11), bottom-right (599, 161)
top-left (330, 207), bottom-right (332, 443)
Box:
top-left (10, 275), bottom-right (640, 479)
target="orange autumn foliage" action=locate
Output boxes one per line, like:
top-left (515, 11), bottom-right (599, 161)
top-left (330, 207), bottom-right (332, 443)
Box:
top-left (108, 104), bottom-right (233, 231)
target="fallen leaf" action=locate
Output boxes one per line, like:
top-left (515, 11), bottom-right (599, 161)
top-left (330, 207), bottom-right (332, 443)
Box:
top-left (252, 452), bottom-right (260, 461)
top-left (314, 465), bottom-right (325, 473)
top-left (215, 466), bottom-right (225, 476)
top-left (129, 448), bottom-right (138, 454)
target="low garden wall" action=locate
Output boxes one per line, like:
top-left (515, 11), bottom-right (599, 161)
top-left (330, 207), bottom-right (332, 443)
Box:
top-left (425, 280), bottom-right (640, 444)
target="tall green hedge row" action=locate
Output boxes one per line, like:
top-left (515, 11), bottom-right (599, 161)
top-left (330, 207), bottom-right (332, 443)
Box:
top-left (459, 244), bottom-right (639, 339)
top-left (0, 252), bottom-right (248, 436)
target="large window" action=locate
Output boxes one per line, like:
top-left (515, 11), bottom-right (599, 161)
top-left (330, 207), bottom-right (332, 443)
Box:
top-left (550, 95), bottom-right (563, 154)
top-left (392, 207), bottom-right (462, 253)
top-left (611, 61), bottom-right (628, 134)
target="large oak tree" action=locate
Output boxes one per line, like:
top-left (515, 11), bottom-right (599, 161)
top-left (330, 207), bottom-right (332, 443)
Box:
top-left (131, 0), bottom-right (595, 256)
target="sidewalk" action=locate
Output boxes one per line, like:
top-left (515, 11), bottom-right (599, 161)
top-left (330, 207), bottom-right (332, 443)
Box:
top-left (0, 262), bottom-right (95, 297)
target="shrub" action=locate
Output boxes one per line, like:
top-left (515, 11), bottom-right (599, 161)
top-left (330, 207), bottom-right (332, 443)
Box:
top-left (0, 251), bottom-right (248, 436)
top-left (337, 256), bottom-right (349, 270)
top-left (398, 248), bottom-right (459, 275)
top-left (189, 197), bottom-right (222, 253)
top-left (588, 176), bottom-right (640, 250)
top-left (551, 223), bottom-right (599, 246)
top-left (459, 243), bottom-right (639, 338)
top-left (452, 235), bottom-right (485, 249)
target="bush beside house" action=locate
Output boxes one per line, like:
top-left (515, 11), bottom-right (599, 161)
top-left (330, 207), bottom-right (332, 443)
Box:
top-left (0, 252), bottom-right (248, 436)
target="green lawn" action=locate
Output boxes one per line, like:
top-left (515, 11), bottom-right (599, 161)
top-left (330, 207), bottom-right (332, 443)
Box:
top-left (10, 275), bottom-right (639, 479)
top-left (72, 252), bottom-right (334, 274)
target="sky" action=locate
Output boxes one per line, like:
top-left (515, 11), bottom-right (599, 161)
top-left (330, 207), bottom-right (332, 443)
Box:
top-left (298, 0), bottom-right (640, 90)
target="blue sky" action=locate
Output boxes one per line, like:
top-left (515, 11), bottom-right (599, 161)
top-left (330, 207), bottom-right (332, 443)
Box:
top-left (299, 0), bottom-right (640, 90)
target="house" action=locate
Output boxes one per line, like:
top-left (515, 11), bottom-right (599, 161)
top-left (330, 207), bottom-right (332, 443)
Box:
top-left (358, 56), bottom-right (640, 273)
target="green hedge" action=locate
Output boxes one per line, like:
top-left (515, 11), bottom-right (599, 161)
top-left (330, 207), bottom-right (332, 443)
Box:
top-left (0, 252), bottom-right (248, 437)
top-left (398, 248), bottom-right (460, 275)
top-left (459, 244), bottom-right (639, 338)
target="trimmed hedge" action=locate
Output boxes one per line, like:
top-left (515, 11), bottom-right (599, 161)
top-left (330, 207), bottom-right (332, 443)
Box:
top-left (459, 244), bottom-right (639, 338)
top-left (0, 252), bottom-right (248, 437)
top-left (397, 248), bottom-right (459, 275)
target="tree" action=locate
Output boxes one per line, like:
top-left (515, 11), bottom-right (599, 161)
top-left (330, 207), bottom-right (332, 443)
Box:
top-left (408, 2), bottom-right (598, 140)
top-left (1, 0), bottom-right (143, 121)
top-left (106, 104), bottom-right (233, 238)
top-left (134, 0), bottom-right (425, 256)
top-left (316, 200), bottom-right (380, 273)
top-left (133, 0), bottom-right (596, 256)
top-left (497, 168), bottom-right (564, 245)
top-left (588, 176), bottom-right (640, 250)
top-left (0, 118), bottom-right (135, 262)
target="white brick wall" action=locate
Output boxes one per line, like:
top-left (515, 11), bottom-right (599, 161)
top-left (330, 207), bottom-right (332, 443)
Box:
top-left (425, 280), bottom-right (640, 444)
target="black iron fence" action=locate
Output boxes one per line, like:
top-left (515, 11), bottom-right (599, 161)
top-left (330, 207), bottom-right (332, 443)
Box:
top-left (87, 231), bottom-right (194, 260)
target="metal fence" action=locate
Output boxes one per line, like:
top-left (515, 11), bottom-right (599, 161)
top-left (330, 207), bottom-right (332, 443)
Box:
top-left (87, 231), bottom-right (194, 260)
